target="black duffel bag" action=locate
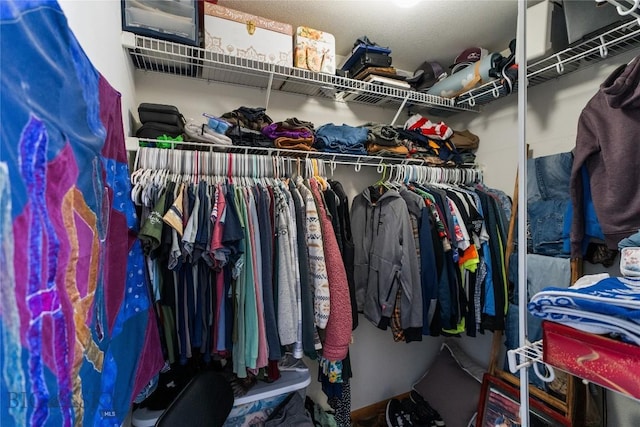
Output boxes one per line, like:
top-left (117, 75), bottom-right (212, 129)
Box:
top-left (138, 103), bottom-right (185, 127)
top-left (136, 122), bottom-right (184, 139)
top-left (136, 103), bottom-right (186, 139)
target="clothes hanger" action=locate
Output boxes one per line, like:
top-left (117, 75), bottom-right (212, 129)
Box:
top-left (266, 156), bottom-right (273, 185)
top-left (373, 163), bottom-right (391, 191)
top-left (272, 156), bottom-right (279, 181)
top-left (308, 158), bottom-right (315, 182)
top-left (192, 150), bottom-right (199, 184)
top-left (406, 165), bottom-right (416, 187)
top-left (314, 159), bottom-right (329, 190)
top-left (145, 146), bottom-right (155, 170)
top-left (256, 155), bottom-right (263, 186)
top-left (210, 152), bottom-right (220, 185)
top-left (130, 167), bottom-right (147, 205)
top-left (256, 155), bottom-right (265, 186)
top-left (266, 156), bottom-right (272, 183)
top-left (419, 166), bottom-right (428, 185)
top-left (156, 147), bottom-right (165, 170)
top-left (140, 146), bottom-right (150, 169)
top-left (385, 164), bottom-right (402, 190)
top-left (216, 152), bottom-right (225, 180)
top-left (450, 169), bottom-right (458, 186)
top-left (130, 164), bottom-right (145, 186)
top-left (237, 154), bottom-right (244, 186)
top-left (414, 165), bottom-right (423, 185)
top-left (329, 157), bottom-right (337, 177)
top-left (227, 153), bottom-right (234, 185)
top-left (267, 156), bottom-right (276, 186)
top-left (243, 153), bottom-right (250, 187)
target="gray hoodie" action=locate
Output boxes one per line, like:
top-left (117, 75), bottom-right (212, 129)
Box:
top-left (570, 55), bottom-right (640, 257)
top-left (351, 187), bottom-right (422, 340)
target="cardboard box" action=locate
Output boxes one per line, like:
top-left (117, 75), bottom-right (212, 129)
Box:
top-left (294, 26), bottom-right (336, 74)
top-left (204, 2), bottom-right (293, 66)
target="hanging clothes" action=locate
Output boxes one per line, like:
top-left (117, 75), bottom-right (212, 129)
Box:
top-left (351, 186), bottom-right (423, 342)
top-left (328, 179), bottom-right (359, 331)
top-left (131, 152), bottom-right (354, 395)
top-left (309, 178), bottom-right (352, 360)
top-left (350, 172), bottom-right (510, 341)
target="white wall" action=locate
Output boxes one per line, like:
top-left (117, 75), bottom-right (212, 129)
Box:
top-left (133, 72), bottom-right (401, 128)
top-left (55, 0), bottom-right (640, 422)
top-left (58, 0), bottom-right (137, 133)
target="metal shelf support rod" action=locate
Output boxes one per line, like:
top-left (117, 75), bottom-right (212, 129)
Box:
top-left (265, 70), bottom-right (274, 110)
top-left (390, 92), bottom-right (411, 126)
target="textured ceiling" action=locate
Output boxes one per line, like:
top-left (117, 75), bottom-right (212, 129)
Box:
top-left (216, 0), bottom-right (522, 73)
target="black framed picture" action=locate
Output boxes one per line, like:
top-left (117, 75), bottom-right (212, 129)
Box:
top-left (121, 0), bottom-right (202, 47)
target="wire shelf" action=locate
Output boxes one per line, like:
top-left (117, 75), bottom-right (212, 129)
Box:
top-left (456, 19), bottom-right (640, 108)
top-left (599, 0), bottom-right (640, 24)
top-left (123, 10), bottom-right (639, 117)
top-left (123, 32), bottom-right (479, 114)
top-left (506, 339), bottom-right (555, 384)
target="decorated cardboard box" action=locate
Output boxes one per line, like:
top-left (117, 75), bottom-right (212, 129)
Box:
top-left (204, 2), bottom-right (292, 66)
top-left (294, 26), bottom-right (336, 74)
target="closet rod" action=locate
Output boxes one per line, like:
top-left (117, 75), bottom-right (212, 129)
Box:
top-left (134, 146), bottom-right (329, 178)
top-left (135, 137), bottom-right (480, 170)
top-left (134, 146), bottom-right (484, 184)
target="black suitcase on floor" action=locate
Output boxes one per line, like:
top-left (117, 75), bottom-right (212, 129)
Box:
top-left (347, 52), bottom-right (392, 78)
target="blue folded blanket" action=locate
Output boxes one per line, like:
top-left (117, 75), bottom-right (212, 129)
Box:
top-left (528, 275), bottom-right (640, 345)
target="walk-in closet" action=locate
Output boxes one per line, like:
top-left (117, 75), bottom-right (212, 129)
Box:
top-left (2, 1), bottom-right (640, 426)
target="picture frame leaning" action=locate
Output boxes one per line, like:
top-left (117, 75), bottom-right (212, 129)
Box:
top-left (477, 374), bottom-right (571, 427)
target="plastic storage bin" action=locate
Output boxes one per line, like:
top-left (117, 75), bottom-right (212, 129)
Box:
top-left (131, 367), bottom-right (311, 427)
top-left (121, 0), bottom-right (201, 47)
top-left (224, 369), bottom-right (311, 427)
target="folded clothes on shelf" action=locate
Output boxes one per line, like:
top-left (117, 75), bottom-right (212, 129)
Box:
top-left (366, 143), bottom-right (409, 158)
top-left (221, 106), bottom-right (273, 131)
top-left (352, 66), bottom-right (398, 80)
top-left (262, 120), bottom-right (315, 140)
top-left (227, 125), bottom-right (274, 148)
top-left (274, 137), bottom-right (315, 151)
top-left (313, 123), bottom-right (368, 155)
top-left (449, 129), bottom-right (479, 150)
top-left (184, 119), bottom-right (232, 145)
top-left (528, 274), bottom-right (640, 345)
top-left (404, 114), bottom-right (453, 141)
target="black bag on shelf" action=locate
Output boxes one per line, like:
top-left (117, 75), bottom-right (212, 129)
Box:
top-left (347, 52), bottom-right (393, 78)
top-left (138, 103), bottom-right (185, 127)
top-left (136, 122), bottom-right (184, 139)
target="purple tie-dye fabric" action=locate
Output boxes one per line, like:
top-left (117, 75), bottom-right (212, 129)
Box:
top-left (0, 1), bottom-right (163, 426)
